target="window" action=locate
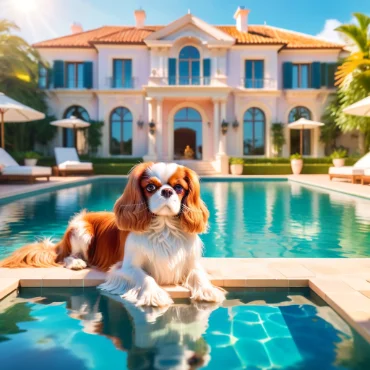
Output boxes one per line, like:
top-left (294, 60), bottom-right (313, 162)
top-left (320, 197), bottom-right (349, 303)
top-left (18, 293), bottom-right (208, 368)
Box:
top-left (110, 107), bottom-right (133, 155)
top-left (292, 64), bottom-right (310, 88)
top-left (245, 60), bottom-right (264, 88)
top-left (38, 64), bottom-right (48, 89)
top-left (179, 46), bottom-right (200, 85)
top-left (113, 59), bottom-right (133, 88)
top-left (63, 106), bottom-right (90, 148)
top-left (66, 62), bottom-right (84, 88)
top-left (243, 108), bottom-right (266, 155)
top-left (289, 106), bottom-right (312, 155)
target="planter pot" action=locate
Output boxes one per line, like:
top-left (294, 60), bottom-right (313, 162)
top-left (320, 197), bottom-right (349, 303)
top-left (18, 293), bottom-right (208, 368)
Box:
top-left (333, 158), bottom-right (345, 167)
top-left (230, 164), bottom-right (243, 175)
top-left (24, 159), bottom-right (38, 166)
top-left (291, 159), bottom-right (303, 175)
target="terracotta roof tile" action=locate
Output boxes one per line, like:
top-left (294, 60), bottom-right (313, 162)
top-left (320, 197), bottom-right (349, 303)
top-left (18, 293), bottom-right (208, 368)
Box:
top-left (33, 25), bottom-right (343, 49)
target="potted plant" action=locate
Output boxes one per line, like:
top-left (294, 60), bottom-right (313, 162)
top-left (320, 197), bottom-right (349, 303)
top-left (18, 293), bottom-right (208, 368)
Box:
top-left (24, 151), bottom-right (41, 166)
top-left (290, 153), bottom-right (303, 175)
top-left (229, 157), bottom-right (244, 175)
top-left (330, 148), bottom-right (347, 167)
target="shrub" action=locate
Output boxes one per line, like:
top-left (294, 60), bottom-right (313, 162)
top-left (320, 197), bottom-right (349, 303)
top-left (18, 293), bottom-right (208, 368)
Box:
top-left (290, 153), bottom-right (302, 160)
top-left (330, 148), bottom-right (348, 159)
top-left (24, 151), bottom-right (42, 159)
top-left (271, 123), bottom-right (286, 157)
top-left (229, 157), bottom-right (244, 165)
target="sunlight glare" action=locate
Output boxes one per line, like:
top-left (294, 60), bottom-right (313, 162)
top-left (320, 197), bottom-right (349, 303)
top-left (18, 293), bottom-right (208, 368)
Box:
top-left (12, 0), bottom-right (38, 13)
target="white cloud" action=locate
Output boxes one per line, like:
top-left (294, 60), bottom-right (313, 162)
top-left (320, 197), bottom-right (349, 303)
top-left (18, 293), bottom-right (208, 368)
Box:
top-left (316, 19), bottom-right (344, 44)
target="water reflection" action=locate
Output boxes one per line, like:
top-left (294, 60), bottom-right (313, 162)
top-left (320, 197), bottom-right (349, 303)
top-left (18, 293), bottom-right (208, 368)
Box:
top-left (1, 180), bottom-right (370, 259)
top-left (0, 288), bottom-right (369, 370)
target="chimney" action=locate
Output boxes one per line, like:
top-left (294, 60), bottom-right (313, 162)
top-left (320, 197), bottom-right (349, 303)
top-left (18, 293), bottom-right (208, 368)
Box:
top-left (134, 9), bottom-right (146, 29)
top-left (234, 6), bottom-right (250, 32)
top-left (71, 22), bottom-right (83, 34)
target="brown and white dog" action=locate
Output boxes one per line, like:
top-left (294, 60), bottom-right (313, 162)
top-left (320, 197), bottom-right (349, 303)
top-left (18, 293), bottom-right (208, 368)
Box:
top-left (0, 162), bottom-right (225, 307)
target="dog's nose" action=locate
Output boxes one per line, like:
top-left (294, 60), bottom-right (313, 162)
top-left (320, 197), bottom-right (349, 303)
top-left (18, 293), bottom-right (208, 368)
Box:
top-left (161, 188), bottom-right (173, 198)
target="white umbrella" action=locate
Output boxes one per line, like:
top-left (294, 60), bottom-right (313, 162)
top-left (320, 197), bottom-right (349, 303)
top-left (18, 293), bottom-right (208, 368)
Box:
top-left (343, 96), bottom-right (370, 117)
top-left (0, 92), bottom-right (45, 148)
top-left (50, 116), bottom-right (90, 148)
top-left (288, 118), bottom-right (324, 155)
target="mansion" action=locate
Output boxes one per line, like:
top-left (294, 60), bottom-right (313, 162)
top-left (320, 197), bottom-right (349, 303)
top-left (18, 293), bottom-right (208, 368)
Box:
top-left (34, 7), bottom-right (351, 172)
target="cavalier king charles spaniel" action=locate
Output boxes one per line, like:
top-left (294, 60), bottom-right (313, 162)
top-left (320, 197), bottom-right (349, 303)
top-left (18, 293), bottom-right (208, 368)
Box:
top-left (0, 162), bottom-right (225, 307)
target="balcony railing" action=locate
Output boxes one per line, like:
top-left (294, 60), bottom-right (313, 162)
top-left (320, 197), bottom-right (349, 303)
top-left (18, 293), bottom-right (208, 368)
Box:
top-left (241, 78), bottom-right (277, 89)
top-left (150, 76), bottom-right (212, 86)
top-left (106, 77), bottom-right (136, 89)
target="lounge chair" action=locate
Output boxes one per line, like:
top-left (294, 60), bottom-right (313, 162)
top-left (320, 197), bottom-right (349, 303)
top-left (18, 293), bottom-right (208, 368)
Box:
top-left (54, 147), bottom-right (93, 176)
top-left (329, 152), bottom-right (370, 183)
top-left (0, 148), bottom-right (51, 183)
top-left (361, 169), bottom-right (370, 185)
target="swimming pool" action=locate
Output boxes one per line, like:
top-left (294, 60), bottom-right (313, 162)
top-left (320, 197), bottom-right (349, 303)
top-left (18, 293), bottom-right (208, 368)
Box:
top-left (0, 179), bottom-right (370, 259)
top-left (1, 287), bottom-right (369, 370)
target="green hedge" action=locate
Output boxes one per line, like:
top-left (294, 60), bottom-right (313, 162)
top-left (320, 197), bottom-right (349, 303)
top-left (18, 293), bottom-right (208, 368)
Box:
top-left (241, 157), bottom-right (359, 165)
top-left (243, 163), bottom-right (331, 175)
top-left (37, 157), bottom-right (143, 167)
top-left (93, 163), bottom-right (135, 175)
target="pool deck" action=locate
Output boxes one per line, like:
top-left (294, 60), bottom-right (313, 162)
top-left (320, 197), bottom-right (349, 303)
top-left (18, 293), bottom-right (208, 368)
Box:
top-left (1, 174), bottom-right (370, 343)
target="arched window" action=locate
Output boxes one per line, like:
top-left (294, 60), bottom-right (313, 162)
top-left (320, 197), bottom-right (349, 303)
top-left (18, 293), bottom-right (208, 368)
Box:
top-left (179, 46), bottom-right (200, 85)
top-left (243, 108), bottom-right (266, 155)
top-left (289, 106), bottom-right (312, 155)
top-left (110, 107), bottom-right (133, 155)
top-left (63, 105), bottom-right (90, 148)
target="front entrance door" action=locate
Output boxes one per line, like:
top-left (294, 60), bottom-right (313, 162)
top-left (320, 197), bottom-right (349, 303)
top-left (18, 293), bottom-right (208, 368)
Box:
top-left (174, 107), bottom-right (202, 160)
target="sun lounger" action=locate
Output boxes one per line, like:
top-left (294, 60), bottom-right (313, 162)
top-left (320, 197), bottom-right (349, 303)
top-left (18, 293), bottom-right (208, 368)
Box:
top-left (329, 152), bottom-right (370, 183)
top-left (0, 148), bottom-right (51, 183)
top-left (361, 169), bottom-right (370, 185)
top-left (54, 147), bottom-right (93, 176)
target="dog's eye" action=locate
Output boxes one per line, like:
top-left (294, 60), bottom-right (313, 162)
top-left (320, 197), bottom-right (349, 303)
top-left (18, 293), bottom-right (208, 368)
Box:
top-left (146, 184), bottom-right (156, 192)
top-left (173, 184), bottom-right (183, 193)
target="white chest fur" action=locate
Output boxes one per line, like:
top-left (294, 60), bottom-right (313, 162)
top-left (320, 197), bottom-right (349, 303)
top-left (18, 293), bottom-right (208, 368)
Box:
top-left (130, 217), bottom-right (201, 285)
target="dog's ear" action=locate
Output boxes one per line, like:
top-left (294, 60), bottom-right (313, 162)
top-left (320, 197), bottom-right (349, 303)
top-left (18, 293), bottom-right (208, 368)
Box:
top-left (114, 162), bottom-right (153, 232)
top-left (179, 167), bottom-right (209, 234)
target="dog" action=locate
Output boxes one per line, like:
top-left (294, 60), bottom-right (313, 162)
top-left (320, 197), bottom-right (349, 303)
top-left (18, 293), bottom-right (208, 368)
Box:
top-left (0, 162), bottom-right (225, 307)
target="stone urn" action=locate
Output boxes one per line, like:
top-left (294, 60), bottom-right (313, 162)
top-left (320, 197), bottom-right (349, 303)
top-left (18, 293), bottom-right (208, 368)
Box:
top-left (333, 158), bottom-right (345, 167)
top-left (291, 159), bottom-right (303, 175)
top-left (24, 158), bottom-right (38, 166)
top-left (230, 164), bottom-right (243, 175)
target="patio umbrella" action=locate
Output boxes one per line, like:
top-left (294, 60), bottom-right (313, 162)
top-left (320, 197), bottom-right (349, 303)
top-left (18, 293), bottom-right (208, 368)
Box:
top-left (288, 118), bottom-right (324, 155)
top-left (343, 96), bottom-right (370, 117)
top-left (0, 92), bottom-right (45, 148)
top-left (50, 116), bottom-right (90, 148)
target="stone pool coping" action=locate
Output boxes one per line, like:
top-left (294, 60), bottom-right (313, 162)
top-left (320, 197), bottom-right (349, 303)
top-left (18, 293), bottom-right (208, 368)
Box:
top-left (2, 258), bottom-right (370, 344)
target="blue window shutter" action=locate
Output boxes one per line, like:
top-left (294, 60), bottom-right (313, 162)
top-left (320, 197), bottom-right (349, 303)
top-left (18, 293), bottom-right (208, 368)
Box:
top-left (53, 60), bottom-right (64, 88)
top-left (321, 63), bottom-right (328, 87)
top-left (47, 67), bottom-right (53, 88)
top-left (327, 63), bottom-right (337, 88)
top-left (203, 58), bottom-right (211, 85)
top-left (283, 62), bottom-right (293, 89)
top-left (83, 61), bottom-right (93, 89)
top-left (311, 62), bottom-right (321, 89)
top-left (168, 58), bottom-right (176, 85)
top-left (124, 60), bottom-right (132, 88)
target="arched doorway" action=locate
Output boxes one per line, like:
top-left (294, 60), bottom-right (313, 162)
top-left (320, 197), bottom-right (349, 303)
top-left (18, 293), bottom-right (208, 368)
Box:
top-left (63, 105), bottom-right (90, 148)
top-left (174, 107), bottom-right (202, 160)
top-left (289, 106), bottom-right (312, 155)
top-left (109, 107), bottom-right (133, 155)
top-left (243, 107), bottom-right (266, 155)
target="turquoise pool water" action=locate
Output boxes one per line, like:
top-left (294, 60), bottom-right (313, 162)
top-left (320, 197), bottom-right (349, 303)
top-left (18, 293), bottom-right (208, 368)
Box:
top-left (0, 179), bottom-right (370, 259)
top-left (0, 287), bottom-right (369, 370)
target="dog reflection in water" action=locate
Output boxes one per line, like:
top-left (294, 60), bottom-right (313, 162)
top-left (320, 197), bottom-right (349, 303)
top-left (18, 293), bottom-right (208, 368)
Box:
top-left (65, 291), bottom-right (217, 369)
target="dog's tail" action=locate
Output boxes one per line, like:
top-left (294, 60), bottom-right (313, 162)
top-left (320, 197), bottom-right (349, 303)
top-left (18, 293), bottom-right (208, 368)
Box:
top-left (0, 238), bottom-right (62, 268)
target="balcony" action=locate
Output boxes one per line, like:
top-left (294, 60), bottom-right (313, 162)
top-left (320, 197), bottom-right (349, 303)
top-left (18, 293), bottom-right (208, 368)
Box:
top-left (149, 76), bottom-right (213, 86)
top-left (106, 77), bottom-right (136, 89)
top-left (240, 78), bottom-right (277, 89)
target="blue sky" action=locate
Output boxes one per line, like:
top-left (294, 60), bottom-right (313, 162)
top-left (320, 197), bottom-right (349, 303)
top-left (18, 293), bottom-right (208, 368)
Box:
top-left (2, 0), bottom-right (369, 44)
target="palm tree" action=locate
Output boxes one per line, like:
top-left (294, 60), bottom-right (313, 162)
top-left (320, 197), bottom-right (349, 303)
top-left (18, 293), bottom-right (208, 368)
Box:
top-left (335, 13), bottom-right (370, 86)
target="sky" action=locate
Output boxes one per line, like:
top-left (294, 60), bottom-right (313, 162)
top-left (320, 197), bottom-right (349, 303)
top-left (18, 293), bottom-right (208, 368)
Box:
top-left (1, 0), bottom-right (369, 44)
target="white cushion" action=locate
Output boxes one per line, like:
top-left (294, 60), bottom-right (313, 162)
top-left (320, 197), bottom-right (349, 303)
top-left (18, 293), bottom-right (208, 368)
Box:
top-left (58, 161), bottom-right (93, 170)
top-left (329, 166), bottom-right (365, 175)
top-left (0, 148), bottom-right (19, 167)
top-left (54, 147), bottom-right (80, 166)
top-left (354, 152), bottom-right (370, 168)
top-left (2, 165), bottom-right (51, 176)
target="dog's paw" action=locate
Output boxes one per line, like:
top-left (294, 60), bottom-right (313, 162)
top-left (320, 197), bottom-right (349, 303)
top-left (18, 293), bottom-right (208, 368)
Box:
top-left (64, 256), bottom-right (87, 270)
top-left (135, 284), bottom-right (174, 307)
top-left (191, 285), bottom-right (226, 303)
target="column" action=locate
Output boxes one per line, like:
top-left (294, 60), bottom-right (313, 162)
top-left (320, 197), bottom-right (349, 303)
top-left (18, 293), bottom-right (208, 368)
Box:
top-left (143, 97), bottom-right (157, 161)
top-left (213, 99), bottom-right (220, 157)
top-left (156, 98), bottom-right (163, 160)
top-left (219, 100), bottom-right (227, 155)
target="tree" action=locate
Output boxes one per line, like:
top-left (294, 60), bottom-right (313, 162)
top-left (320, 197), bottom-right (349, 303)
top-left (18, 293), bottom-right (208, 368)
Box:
top-left (0, 19), bottom-right (56, 152)
top-left (271, 123), bottom-right (285, 157)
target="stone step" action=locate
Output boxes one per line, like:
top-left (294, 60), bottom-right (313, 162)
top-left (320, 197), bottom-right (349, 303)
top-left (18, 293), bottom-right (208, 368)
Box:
top-left (173, 160), bottom-right (219, 175)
